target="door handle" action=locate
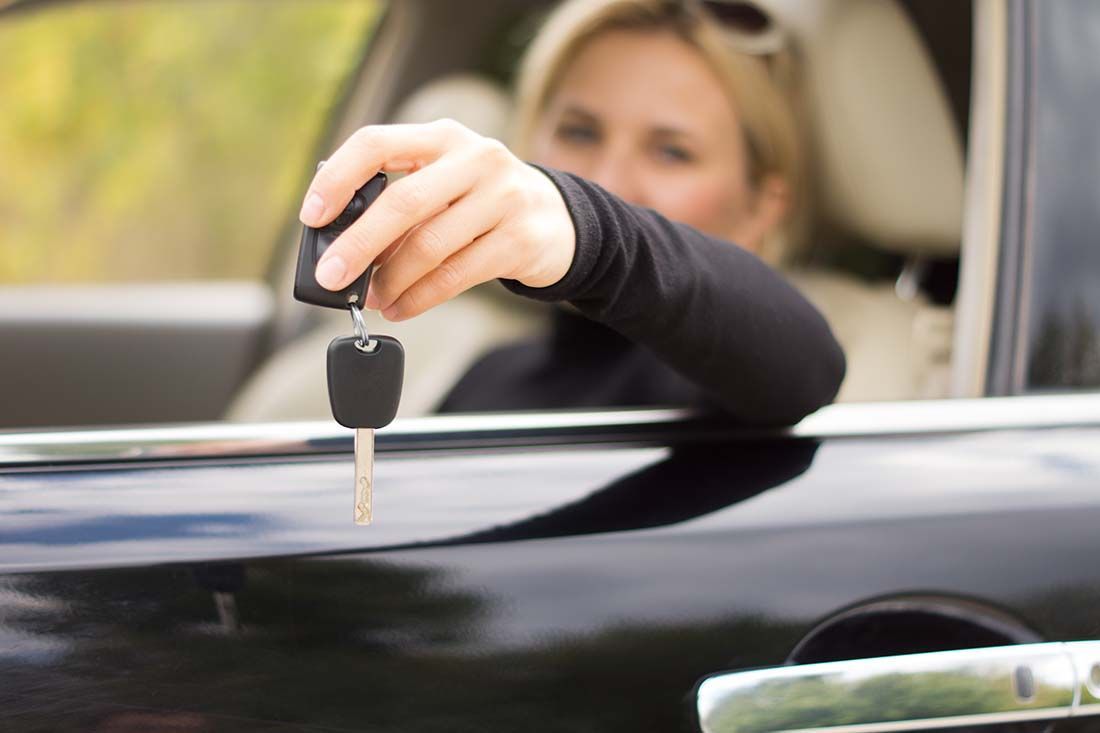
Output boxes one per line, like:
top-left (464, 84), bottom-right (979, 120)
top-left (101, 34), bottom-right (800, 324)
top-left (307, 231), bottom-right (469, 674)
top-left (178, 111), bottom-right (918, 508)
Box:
top-left (696, 641), bottom-right (1100, 733)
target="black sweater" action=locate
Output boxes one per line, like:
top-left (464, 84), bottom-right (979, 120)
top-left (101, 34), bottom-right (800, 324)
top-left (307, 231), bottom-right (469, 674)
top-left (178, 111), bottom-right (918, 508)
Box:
top-left (437, 167), bottom-right (846, 425)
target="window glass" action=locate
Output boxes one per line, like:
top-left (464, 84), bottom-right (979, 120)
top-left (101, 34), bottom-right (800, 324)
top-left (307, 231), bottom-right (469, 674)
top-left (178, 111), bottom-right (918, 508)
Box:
top-left (0, 0), bottom-right (382, 283)
top-left (1024, 0), bottom-right (1100, 390)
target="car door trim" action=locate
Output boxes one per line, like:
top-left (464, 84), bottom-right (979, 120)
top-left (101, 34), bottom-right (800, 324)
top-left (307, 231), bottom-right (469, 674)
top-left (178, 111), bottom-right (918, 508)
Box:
top-left (952, 0), bottom-right (1007, 398)
top-left (0, 392), bottom-right (1098, 470)
top-left (987, 0), bottom-right (1035, 396)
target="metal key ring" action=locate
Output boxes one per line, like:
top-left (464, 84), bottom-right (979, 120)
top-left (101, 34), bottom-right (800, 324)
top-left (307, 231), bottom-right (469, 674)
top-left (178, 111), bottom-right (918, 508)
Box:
top-left (348, 303), bottom-right (378, 353)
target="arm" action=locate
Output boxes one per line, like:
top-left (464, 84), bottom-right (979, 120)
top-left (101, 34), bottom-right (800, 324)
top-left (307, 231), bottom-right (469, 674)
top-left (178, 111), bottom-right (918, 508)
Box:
top-left (298, 122), bottom-right (842, 424)
top-left (503, 167), bottom-right (846, 425)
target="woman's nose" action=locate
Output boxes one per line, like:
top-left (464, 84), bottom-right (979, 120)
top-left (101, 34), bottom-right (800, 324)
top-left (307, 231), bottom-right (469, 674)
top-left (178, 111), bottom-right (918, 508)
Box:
top-left (588, 153), bottom-right (647, 208)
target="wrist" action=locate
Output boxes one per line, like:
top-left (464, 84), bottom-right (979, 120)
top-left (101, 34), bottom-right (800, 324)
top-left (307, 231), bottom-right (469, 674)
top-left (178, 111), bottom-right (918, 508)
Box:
top-left (515, 166), bottom-right (577, 289)
top-left (504, 164), bottom-right (596, 302)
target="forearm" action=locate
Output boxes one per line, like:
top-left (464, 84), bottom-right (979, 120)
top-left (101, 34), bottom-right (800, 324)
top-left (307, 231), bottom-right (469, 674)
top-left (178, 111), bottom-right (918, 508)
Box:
top-left (503, 166), bottom-right (846, 425)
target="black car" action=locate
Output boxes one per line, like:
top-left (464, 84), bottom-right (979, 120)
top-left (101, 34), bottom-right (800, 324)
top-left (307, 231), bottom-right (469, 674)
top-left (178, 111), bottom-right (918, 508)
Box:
top-left (2, 0), bottom-right (1100, 731)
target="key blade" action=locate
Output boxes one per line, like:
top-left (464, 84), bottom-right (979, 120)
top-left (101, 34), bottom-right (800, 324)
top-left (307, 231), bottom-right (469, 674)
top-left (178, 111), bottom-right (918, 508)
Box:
top-left (354, 428), bottom-right (374, 526)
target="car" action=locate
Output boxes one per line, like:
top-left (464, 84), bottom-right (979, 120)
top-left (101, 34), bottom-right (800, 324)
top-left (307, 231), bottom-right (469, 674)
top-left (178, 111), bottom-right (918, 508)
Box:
top-left (2, 0), bottom-right (1100, 731)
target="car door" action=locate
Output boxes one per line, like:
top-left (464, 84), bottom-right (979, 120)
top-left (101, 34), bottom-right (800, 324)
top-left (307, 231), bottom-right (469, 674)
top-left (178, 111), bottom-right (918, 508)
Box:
top-left (3, 1), bottom-right (1100, 732)
top-left (0, 0), bottom-right (384, 428)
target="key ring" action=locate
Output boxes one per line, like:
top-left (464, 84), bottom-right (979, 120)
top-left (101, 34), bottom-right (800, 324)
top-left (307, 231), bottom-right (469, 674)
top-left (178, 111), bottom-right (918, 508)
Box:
top-left (348, 300), bottom-right (378, 353)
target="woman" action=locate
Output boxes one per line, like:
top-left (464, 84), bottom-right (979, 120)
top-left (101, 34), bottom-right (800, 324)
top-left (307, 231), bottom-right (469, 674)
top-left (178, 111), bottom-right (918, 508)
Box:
top-left (299, 0), bottom-right (844, 425)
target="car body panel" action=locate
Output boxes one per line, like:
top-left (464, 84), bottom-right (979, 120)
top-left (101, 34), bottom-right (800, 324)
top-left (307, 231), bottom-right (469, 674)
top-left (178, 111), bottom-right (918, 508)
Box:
top-left (3, 405), bottom-right (1100, 730)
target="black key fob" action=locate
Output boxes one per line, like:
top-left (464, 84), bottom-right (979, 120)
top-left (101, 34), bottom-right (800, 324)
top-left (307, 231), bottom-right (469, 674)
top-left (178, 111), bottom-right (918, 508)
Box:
top-left (327, 335), bottom-right (405, 429)
top-left (293, 171), bottom-right (387, 309)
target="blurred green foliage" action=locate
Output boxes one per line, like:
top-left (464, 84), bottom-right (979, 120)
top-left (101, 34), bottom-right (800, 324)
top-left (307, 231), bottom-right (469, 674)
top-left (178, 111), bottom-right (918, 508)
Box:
top-left (0, 0), bottom-right (380, 283)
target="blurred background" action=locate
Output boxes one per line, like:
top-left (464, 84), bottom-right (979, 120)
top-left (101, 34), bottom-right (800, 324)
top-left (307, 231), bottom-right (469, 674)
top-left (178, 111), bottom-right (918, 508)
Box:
top-left (0, 0), bottom-right (381, 283)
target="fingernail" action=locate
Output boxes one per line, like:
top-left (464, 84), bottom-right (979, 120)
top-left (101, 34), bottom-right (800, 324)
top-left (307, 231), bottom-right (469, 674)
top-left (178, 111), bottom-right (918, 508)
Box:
top-left (381, 304), bottom-right (400, 321)
top-left (299, 192), bottom-right (325, 225)
top-left (315, 256), bottom-right (346, 290)
top-left (364, 290), bottom-right (381, 309)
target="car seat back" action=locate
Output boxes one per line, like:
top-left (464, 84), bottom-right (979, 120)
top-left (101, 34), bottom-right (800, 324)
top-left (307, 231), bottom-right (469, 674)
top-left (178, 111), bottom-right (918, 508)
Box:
top-left (763, 0), bottom-right (963, 401)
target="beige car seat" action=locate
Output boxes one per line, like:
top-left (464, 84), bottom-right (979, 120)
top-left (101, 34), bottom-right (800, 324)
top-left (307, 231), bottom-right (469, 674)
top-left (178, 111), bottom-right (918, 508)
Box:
top-left (227, 75), bottom-right (546, 421)
top-left (765, 0), bottom-right (964, 401)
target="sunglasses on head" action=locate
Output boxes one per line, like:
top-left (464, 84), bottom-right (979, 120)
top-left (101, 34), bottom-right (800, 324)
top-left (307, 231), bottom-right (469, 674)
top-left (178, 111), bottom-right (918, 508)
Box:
top-left (696, 0), bottom-right (786, 55)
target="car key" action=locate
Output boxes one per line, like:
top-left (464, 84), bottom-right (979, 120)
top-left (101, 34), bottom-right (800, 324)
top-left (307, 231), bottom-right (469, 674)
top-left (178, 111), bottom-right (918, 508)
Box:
top-left (293, 170), bottom-right (387, 310)
top-left (327, 330), bottom-right (404, 525)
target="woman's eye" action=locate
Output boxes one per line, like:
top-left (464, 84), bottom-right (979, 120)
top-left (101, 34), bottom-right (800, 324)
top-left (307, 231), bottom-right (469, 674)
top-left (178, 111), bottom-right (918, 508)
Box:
top-left (555, 123), bottom-right (599, 145)
top-left (654, 144), bottom-right (695, 164)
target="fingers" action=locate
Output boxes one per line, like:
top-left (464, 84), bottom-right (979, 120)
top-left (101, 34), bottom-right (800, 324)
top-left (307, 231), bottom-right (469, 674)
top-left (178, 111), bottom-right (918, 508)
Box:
top-left (365, 190), bottom-right (504, 311)
top-left (314, 137), bottom-right (507, 291)
top-left (380, 229), bottom-right (518, 321)
top-left (299, 119), bottom-right (469, 228)
top-left (296, 119), bottom-right (552, 316)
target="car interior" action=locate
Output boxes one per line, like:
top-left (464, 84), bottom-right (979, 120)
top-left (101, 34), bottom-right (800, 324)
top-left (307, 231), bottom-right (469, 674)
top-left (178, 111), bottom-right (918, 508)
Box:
top-left (225, 0), bottom-right (975, 422)
top-left (0, 0), bottom-right (980, 428)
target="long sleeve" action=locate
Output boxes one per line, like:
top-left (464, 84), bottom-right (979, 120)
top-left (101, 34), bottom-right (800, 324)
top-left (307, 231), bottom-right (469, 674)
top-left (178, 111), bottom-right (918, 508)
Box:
top-left (500, 166), bottom-right (846, 426)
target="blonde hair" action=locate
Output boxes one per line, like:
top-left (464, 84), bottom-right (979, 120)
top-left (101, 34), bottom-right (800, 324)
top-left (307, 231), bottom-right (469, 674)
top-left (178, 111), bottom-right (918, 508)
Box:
top-left (512, 0), bottom-right (806, 263)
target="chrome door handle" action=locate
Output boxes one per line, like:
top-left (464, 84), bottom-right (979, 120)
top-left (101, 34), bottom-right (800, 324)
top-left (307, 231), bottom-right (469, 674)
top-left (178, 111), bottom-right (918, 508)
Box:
top-left (696, 641), bottom-right (1100, 733)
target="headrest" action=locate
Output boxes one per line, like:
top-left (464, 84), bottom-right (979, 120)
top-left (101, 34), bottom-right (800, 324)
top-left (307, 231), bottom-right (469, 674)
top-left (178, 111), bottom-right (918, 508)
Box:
top-left (762, 0), bottom-right (964, 256)
top-left (389, 72), bottom-right (513, 142)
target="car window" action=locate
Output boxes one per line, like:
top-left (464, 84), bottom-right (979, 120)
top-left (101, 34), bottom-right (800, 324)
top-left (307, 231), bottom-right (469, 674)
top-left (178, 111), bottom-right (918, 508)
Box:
top-left (0, 0), bottom-right (383, 284)
top-left (1023, 0), bottom-right (1100, 391)
top-left (0, 0), bottom-right (981, 430)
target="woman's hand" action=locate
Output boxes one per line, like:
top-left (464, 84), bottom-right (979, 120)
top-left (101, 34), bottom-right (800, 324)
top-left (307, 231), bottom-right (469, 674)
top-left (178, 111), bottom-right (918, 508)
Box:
top-left (298, 119), bottom-right (576, 321)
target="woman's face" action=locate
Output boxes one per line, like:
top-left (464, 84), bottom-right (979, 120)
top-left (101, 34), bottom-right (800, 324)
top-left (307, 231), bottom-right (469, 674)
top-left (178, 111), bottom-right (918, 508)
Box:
top-left (531, 29), bottom-right (786, 252)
